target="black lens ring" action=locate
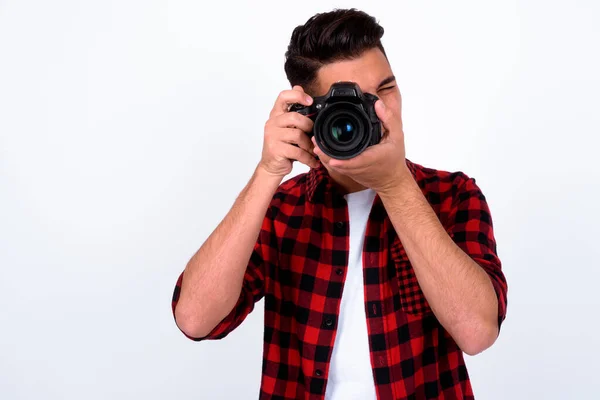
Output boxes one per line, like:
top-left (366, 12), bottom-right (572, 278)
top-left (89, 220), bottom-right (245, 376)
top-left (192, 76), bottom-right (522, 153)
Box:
top-left (314, 103), bottom-right (372, 158)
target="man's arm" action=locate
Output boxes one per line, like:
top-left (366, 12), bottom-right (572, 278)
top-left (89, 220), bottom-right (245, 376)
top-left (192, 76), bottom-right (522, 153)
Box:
top-left (174, 166), bottom-right (282, 338)
top-left (309, 90), bottom-right (506, 355)
top-left (174, 86), bottom-right (318, 339)
top-left (379, 174), bottom-right (506, 356)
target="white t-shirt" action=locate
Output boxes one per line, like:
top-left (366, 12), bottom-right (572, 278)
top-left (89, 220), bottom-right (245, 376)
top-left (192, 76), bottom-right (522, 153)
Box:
top-left (324, 188), bottom-right (378, 400)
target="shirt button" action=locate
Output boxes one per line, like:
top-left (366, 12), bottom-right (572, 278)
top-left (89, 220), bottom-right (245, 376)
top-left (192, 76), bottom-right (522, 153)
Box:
top-left (324, 318), bottom-right (334, 327)
top-left (336, 268), bottom-right (343, 276)
top-left (315, 369), bottom-right (323, 376)
top-left (335, 221), bottom-right (344, 229)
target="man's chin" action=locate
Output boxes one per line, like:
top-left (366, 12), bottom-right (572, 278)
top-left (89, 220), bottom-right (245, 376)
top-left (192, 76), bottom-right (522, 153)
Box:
top-left (323, 165), bottom-right (366, 195)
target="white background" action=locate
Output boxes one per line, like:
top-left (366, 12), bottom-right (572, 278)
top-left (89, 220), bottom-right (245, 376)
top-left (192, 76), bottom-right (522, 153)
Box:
top-left (1, 0), bottom-right (599, 399)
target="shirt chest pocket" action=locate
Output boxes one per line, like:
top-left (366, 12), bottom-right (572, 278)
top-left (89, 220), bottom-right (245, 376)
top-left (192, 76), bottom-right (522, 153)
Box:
top-left (390, 236), bottom-right (433, 316)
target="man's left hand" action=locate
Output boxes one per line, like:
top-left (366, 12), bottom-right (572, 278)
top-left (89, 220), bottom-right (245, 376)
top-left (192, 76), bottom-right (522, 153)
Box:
top-left (312, 99), bottom-right (412, 195)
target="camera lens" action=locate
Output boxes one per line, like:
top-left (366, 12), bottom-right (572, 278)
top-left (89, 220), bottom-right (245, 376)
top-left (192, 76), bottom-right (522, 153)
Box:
top-left (313, 101), bottom-right (380, 159)
top-left (319, 108), bottom-right (365, 155)
top-left (330, 117), bottom-right (356, 143)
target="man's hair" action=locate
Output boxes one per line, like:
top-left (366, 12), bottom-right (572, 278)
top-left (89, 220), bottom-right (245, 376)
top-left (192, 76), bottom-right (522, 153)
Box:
top-left (284, 8), bottom-right (386, 95)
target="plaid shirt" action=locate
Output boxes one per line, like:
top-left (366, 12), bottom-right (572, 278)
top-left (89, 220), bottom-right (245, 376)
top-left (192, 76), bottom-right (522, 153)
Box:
top-left (172, 159), bottom-right (507, 399)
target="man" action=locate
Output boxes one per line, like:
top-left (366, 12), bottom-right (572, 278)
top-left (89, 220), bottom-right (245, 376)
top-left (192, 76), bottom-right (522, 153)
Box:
top-left (171, 8), bottom-right (507, 400)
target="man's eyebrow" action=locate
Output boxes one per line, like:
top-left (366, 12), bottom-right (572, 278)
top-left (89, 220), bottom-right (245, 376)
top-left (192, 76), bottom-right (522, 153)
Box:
top-left (377, 75), bottom-right (396, 89)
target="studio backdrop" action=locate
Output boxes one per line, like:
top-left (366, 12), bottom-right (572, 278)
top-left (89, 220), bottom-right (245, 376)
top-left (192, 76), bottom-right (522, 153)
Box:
top-left (1, 0), bottom-right (599, 399)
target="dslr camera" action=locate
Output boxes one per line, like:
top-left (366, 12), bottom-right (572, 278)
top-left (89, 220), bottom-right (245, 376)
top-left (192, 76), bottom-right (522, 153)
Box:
top-left (290, 82), bottom-right (382, 160)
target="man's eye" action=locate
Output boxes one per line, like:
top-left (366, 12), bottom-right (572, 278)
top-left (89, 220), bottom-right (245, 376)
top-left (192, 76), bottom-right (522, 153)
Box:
top-left (379, 86), bottom-right (396, 92)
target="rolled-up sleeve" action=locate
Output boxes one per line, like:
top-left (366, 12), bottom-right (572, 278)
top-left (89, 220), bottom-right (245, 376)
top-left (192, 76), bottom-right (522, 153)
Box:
top-left (171, 207), bottom-right (277, 341)
top-left (447, 175), bottom-right (508, 329)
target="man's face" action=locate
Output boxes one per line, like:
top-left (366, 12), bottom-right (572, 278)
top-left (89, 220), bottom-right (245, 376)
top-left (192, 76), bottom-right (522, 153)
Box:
top-left (313, 47), bottom-right (401, 118)
top-left (310, 47), bottom-right (402, 189)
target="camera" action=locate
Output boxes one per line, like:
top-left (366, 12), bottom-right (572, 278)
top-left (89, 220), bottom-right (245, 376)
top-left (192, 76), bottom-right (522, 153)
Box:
top-left (289, 82), bottom-right (382, 160)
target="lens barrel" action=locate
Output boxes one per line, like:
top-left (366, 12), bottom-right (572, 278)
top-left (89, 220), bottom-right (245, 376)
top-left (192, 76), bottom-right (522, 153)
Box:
top-left (314, 102), bottom-right (373, 159)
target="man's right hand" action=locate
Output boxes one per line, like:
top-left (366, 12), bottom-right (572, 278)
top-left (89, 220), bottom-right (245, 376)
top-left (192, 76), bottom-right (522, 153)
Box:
top-left (175, 87), bottom-right (319, 339)
top-left (258, 85), bottom-right (320, 177)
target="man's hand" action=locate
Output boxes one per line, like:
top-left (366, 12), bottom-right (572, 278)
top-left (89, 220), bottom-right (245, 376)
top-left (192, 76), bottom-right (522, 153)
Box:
top-left (312, 99), bottom-right (411, 194)
top-left (258, 86), bottom-right (320, 177)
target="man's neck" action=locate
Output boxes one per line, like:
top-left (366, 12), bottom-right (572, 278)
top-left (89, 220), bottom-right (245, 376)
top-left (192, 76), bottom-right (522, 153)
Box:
top-left (327, 168), bottom-right (367, 195)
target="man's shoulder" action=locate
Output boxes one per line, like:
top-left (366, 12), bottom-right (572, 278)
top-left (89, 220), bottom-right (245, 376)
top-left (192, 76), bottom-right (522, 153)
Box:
top-left (408, 159), bottom-right (489, 209)
top-left (409, 159), bottom-right (473, 190)
top-left (268, 172), bottom-right (310, 211)
top-left (277, 172), bottom-right (309, 193)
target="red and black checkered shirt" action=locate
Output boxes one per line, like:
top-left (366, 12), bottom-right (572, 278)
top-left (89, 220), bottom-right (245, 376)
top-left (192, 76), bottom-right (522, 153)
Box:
top-left (172, 159), bottom-right (507, 399)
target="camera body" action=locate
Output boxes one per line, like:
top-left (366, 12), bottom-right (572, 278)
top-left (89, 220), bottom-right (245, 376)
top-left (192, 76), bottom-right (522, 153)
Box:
top-left (289, 82), bottom-right (382, 160)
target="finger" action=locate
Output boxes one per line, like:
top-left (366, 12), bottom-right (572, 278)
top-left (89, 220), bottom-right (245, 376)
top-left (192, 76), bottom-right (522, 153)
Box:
top-left (281, 143), bottom-right (320, 169)
top-left (278, 128), bottom-right (315, 154)
top-left (270, 87), bottom-right (313, 118)
top-left (272, 111), bottom-right (314, 133)
top-left (311, 137), bottom-right (333, 165)
top-left (374, 100), bottom-right (399, 137)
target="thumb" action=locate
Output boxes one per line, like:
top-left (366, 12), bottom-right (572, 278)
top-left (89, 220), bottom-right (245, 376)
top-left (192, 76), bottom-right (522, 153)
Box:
top-left (374, 99), bottom-right (394, 133)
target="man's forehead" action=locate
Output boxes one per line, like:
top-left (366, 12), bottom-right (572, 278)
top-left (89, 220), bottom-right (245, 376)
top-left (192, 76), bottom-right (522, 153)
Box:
top-left (315, 71), bottom-right (394, 96)
top-left (314, 51), bottom-right (392, 95)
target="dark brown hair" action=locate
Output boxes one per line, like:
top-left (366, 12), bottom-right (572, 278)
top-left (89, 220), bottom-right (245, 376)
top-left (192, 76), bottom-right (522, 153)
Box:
top-left (284, 8), bottom-right (386, 95)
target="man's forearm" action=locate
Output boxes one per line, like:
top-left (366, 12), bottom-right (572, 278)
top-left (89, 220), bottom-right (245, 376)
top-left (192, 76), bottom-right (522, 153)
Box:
top-left (379, 174), bottom-right (499, 355)
top-left (175, 165), bottom-right (282, 338)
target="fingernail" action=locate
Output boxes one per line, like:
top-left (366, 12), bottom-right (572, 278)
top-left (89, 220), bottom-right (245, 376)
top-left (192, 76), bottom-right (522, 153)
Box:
top-left (306, 96), bottom-right (313, 104)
